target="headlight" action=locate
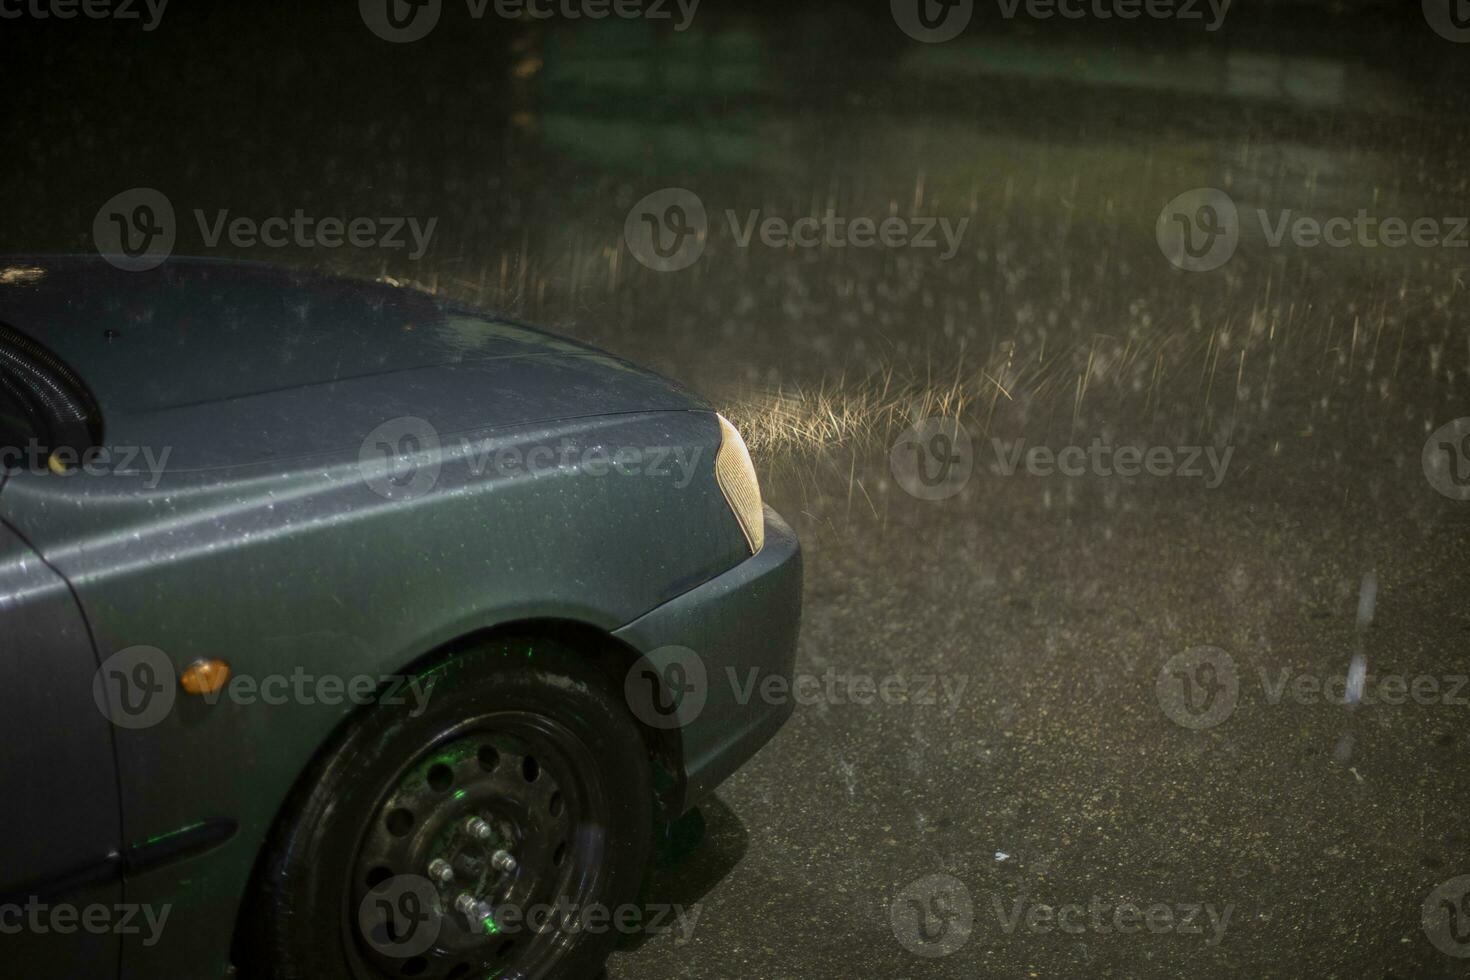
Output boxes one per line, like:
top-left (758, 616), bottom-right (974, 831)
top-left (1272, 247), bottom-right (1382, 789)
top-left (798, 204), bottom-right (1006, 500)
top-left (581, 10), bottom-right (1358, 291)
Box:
top-left (714, 414), bottom-right (764, 554)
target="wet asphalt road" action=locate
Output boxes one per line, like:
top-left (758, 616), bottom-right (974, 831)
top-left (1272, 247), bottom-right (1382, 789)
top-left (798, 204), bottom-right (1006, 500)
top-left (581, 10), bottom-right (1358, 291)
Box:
top-left (6, 1), bottom-right (1470, 976)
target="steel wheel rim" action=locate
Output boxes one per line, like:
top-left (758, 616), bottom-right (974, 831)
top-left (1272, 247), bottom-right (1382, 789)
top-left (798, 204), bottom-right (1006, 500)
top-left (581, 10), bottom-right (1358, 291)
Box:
top-left (347, 711), bottom-right (611, 979)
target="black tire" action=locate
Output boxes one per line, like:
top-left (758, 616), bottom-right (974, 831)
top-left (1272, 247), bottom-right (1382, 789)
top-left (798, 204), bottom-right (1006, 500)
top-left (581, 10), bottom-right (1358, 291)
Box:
top-left (242, 638), bottom-right (654, 980)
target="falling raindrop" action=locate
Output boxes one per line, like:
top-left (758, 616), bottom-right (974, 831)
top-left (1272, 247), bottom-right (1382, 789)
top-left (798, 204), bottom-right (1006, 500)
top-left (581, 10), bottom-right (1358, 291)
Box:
top-left (1333, 570), bottom-right (1376, 766)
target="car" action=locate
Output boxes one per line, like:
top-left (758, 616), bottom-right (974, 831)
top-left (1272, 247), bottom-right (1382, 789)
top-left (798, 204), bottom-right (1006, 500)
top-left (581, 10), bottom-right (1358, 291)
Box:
top-left (0, 256), bottom-right (802, 980)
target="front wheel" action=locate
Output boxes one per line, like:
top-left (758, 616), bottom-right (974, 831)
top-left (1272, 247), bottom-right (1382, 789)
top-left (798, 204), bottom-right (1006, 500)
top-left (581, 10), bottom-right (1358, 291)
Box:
top-left (243, 639), bottom-right (654, 980)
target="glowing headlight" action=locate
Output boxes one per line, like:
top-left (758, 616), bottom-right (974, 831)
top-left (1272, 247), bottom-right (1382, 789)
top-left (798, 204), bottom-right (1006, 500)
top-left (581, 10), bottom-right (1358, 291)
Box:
top-left (714, 414), bottom-right (764, 554)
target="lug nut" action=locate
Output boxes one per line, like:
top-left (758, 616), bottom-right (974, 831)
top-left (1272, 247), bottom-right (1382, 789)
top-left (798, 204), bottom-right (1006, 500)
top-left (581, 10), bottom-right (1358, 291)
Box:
top-left (464, 817), bottom-right (494, 841)
top-left (454, 892), bottom-right (499, 935)
top-left (427, 858), bottom-right (454, 885)
top-left (491, 849), bottom-right (518, 874)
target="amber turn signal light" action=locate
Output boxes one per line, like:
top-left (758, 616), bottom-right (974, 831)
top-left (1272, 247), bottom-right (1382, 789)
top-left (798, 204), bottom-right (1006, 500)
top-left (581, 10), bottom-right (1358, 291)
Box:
top-left (180, 659), bottom-right (231, 696)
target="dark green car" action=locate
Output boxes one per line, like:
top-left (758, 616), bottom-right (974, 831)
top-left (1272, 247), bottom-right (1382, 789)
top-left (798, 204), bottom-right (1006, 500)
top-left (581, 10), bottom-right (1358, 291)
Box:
top-left (0, 257), bottom-right (802, 980)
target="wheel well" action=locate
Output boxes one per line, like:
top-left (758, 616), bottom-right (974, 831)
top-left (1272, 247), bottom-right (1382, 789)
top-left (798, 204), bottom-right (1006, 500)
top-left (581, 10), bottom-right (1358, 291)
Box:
top-left (400, 617), bottom-right (686, 812)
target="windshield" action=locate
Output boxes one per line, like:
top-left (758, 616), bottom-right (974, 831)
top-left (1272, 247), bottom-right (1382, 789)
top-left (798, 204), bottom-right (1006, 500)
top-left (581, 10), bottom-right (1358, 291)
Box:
top-left (0, 372), bottom-right (40, 462)
top-left (0, 323), bottom-right (102, 478)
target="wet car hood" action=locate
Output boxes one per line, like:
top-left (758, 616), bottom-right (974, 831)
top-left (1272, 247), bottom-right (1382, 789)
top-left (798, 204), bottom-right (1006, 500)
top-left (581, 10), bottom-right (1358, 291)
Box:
top-left (0, 257), bottom-right (705, 467)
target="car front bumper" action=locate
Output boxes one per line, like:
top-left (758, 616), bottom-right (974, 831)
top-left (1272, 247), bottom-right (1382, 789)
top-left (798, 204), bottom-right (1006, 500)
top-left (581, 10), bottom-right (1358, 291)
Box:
top-left (613, 505), bottom-right (802, 812)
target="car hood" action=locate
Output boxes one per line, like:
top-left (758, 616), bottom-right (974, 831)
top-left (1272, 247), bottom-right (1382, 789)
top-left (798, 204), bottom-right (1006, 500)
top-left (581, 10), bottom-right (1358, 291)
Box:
top-left (0, 257), bottom-right (705, 467)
